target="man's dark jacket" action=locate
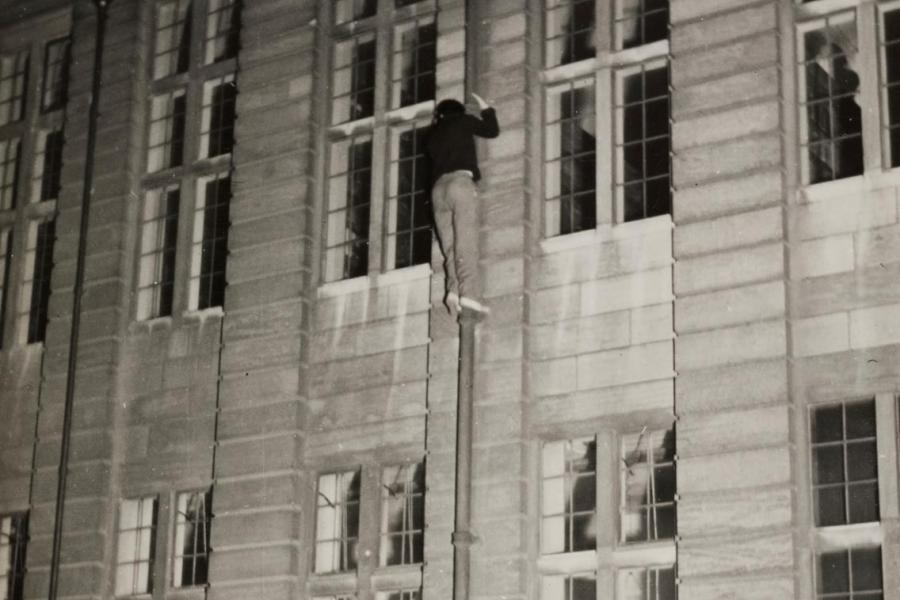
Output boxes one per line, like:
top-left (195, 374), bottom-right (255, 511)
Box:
top-left (426, 107), bottom-right (500, 186)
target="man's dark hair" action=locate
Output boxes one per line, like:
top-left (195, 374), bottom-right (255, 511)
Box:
top-left (435, 99), bottom-right (465, 120)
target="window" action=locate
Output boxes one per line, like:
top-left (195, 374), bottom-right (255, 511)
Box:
top-left (40, 38), bottom-right (69, 112)
top-left (378, 590), bottom-right (421, 600)
top-left (809, 397), bottom-right (895, 600)
top-left (31, 129), bottom-right (63, 203)
top-left (615, 64), bottom-right (670, 222)
top-left (325, 135), bottom-right (372, 282)
top-left (541, 573), bottom-right (596, 600)
top-left (147, 90), bottom-right (186, 173)
top-left (315, 470), bottom-right (361, 573)
top-left (0, 231), bottom-right (11, 346)
top-left (541, 436), bottom-right (597, 554)
top-left (542, 0), bottom-right (670, 236)
top-left (323, 0), bottom-right (436, 283)
top-left (0, 23), bottom-right (69, 349)
top-left (616, 567), bottom-right (676, 600)
top-left (620, 428), bottom-right (675, 543)
top-left (189, 175), bottom-right (230, 310)
top-left (173, 490), bottom-right (211, 588)
top-left (0, 51), bottom-right (28, 127)
top-left (380, 462), bottom-right (425, 566)
top-left (203, 0), bottom-right (240, 64)
top-left (115, 497), bottom-right (157, 596)
top-left (0, 139), bottom-right (20, 211)
top-left (798, 13), bottom-right (863, 184)
top-left (811, 399), bottom-right (878, 526)
top-left (137, 187), bottom-right (180, 320)
top-left (153, 0), bottom-right (192, 80)
top-left (0, 513), bottom-right (27, 600)
top-left (540, 427), bottom-right (676, 600)
top-left (16, 219), bottom-right (55, 344)
top-left (140, 0), bottom-right (239, 318)
top-left (882, 6), bottom-right (900, 167)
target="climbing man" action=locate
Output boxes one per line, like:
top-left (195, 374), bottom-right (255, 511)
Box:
top-left (427, 93), bottom-right (500, 315)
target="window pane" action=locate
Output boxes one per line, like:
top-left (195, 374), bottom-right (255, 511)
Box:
top-left (0, 514), bottom-right (28, 600)
top-left (621, 427), bottom-right (676, 543)
top-left (0, 231), bottom-right (11, 349)
top-left (616, 0), bottom-right (669, 50)
top-left (147, 90), bottom-right (187, 172)
top-left (810, 400), bottom-right (879, 527)
top-left (542, 573), bottom-right (596, 600)
top-left (388, 124), bottom-right (431, 270)
top-left (17, 219), bottom-right (55, 344)
top-left (335, 0), bottom-right (376, 24)
top-left (315, 470), bottom-right (361, 573)
top-left (332, 36), bottom-right (376, 124)
top-left (137, 188), bottom-right (180, 320)
top-left (380, 462), bottom-right (425, 566)
top-left (799, 13), bottom-right (863, 184)
top-left (616, 65), bottom-right (670, 223)
top-left (116, 497), bottom-right (157, 596)
top-left (545, 0), bottom-right (596, 68)
top-left (189, 175), bottom-right (230, 310)
top-left (392, 18), bottom-right (436, 108)
top-left (0, 50), bottom-right (28, 126)
top-left (204, 0), bottom-right (240, 64)
top-left (0, 139), bottom-right (21, 211)
top-left (325, 137), bottom-right (372, 282)
top-left (41, 38), bottom-right (70, 111)
top-left (883, 9), bottom-right (900, 167)
top-left (154, 0), bottom-right (192, 79)
top-left (541, 437), bottom-right (596, 554)
top-left (200, 76), bottom-right (237, 158)
top-left (545, 81), bottom-right (596, 237)
top-left (173, 490), bottom-right (211, 587)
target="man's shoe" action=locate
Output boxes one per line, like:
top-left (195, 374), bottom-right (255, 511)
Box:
top-left (444, 291), bottom-right (461, 313)
top-left (459, 296), bottom-right (490, 314)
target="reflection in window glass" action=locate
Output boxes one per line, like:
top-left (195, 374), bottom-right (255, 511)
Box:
top-left (816, 547), bottom-right (882, 600)
top-left (541, 573), bottom-right (596, 600)
top-left (616, 64), bottom-right (670, 223)
top-left (387, 124), bottom-right (431, 270)
top-left (0, 50), bottom-right (28, 126)
top-left (882, 8), bottom-right (900, 168)
top-left (315, 470), bottom-right (361, 573)
top-left (541, 437), bottom-right (597, 554)
top-left (615, 0), bottom-right (669, 50)
top-left (811, 399), bottom-right (879, 527)
top-left (154, 0), bottom-right (192, 80)
top-left (325, 136), bottom-right (372, 282)
top-left (545, 0), bottom-right (595, 68)
top-left (620, 427), bottom-right (675, 542)
top-left (333, 35), bottom-right (377, 124)
top-left (799, 13), bottom-right (863, 184)
top-left (392, 18), bottom-right (436, 108)
top-left (545, 80), bottom-right (596, 237)
top-left (204, 0), bottom-right (240, 65)
top-left (617, 567), bottom-right (676, 600)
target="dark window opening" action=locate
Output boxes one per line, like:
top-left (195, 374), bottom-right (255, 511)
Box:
top-left (39, 130), bottom-right (64, 202)
top-left (197, 176), bottom-right (230, 309)
top-left (41, 38), bottom-right (70, 112)
top-left (27, 219), bottom-right (55, 344)
top-left (1, 513), bottom-right (28, 600)
top-left (394, 127), bottom-right (431, 269)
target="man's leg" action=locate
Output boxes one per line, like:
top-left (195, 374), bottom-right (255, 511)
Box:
top-left (448, 175), bottom-right (482, 306)
top-left (431, 177), bottom-right (458, 300)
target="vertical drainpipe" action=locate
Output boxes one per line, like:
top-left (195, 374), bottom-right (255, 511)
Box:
top-left (453, 309), bottom-right (483, 600)
top-left (47, 1), bottom-right (111, 598)
top-left (453, 4), bottom-right (481, 600)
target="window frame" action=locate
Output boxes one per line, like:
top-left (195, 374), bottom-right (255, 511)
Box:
top-left (794, 0), bottom-right (900, 191)
top-left (171, 489), bottom-right (212, 589)
top-left (115, 496), bottom-right (159, 597)
top-left (319, 0), bottom-right (438, 287)
top-left (536, 426), bottom-right (677, 600)
top-left (137, 0), bottom-right (239, 321)
top-left (539, 0), bottom-right (672, 238)
top-left (0, 12), bottom-right (69, 351)
top-left (0, 512), bottom-right (28, 600)
top-left (806, 393), bottom-right (900, 600)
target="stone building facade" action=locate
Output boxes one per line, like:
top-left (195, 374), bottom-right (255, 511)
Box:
top-left (1, 1), bottom-right (899, 599)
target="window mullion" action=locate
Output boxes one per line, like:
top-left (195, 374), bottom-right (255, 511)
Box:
top-left (857, 3), bottom-right (884, 173)
top-left (368, 20), bottom-right (392, 276)
top-left (595, 67), bottom-right (614, 225)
